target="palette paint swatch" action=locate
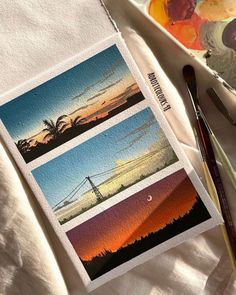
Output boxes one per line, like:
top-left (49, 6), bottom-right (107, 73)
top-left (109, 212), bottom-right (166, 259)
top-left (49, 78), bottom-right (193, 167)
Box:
top-left (147, 0), bottom-right (236, 87)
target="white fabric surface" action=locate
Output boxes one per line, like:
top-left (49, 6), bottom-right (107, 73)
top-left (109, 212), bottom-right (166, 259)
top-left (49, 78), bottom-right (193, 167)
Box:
top-left (0, 0), bottom-right (236, 294)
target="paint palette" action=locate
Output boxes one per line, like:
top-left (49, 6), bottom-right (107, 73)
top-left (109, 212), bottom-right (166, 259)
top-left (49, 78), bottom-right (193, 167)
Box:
top-left (140, 0), bottom-right (236, 88)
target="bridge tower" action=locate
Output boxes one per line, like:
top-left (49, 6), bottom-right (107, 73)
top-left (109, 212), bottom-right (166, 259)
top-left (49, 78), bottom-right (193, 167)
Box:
top-left (86, 176), bottom-right (103, 201)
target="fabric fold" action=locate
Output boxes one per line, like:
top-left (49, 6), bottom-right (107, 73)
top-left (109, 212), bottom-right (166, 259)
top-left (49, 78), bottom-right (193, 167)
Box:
top-left (0, 0), bottom-right (235, 294)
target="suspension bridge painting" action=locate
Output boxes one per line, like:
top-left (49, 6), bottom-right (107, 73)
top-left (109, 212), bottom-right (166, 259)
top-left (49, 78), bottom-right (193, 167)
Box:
top-left (0, 44), bottom-right (144, 163)
top-left (66, 169), bottom-right (211, 281)
top-left (32, 108), bottom-right (178, 224)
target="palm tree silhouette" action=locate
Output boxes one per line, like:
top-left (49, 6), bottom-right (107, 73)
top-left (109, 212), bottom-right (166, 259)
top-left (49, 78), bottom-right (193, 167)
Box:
top-left (70, 115), bottom-right (84, 128)
top-left (60, 115), bottom-right (84, 131)
top-left (43, 115), bottom-right (67, 141)
top-left (16, 139), bottom-right (32, 153)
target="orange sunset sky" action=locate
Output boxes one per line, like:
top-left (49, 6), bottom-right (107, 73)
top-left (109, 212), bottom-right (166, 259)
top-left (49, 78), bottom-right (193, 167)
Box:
top-left (30, 78), bottom-right (139, 145)
top-left (66, 169), bottom-right (199, 262)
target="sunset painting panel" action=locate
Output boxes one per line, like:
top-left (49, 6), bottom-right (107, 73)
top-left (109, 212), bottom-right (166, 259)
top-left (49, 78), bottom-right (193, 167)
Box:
top-left (66, 169), bottom-right (211, 280)
top-left (32, 108), bottom-right (178, 223)
top-left (0, 45), bottom-right (145, 163)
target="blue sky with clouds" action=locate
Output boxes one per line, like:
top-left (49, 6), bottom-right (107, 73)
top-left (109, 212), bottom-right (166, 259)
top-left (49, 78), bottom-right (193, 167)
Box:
top-left (0, 45), bottom-right (131, 141)
top-left (32, 108), bottom-right (161, 208)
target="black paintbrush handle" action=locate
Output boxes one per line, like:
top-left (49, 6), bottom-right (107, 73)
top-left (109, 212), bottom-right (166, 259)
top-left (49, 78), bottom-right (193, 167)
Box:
top-left (196, 115), bottom-right (236, 256)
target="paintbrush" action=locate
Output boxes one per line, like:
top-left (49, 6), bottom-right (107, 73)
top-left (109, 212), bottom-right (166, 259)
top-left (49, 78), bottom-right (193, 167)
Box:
top-left (192, 112), bottom-right (236, 271)
top-left (183, 65), bottom-right (236, 271)
top-left (199, 108), bottom-right (236, 192)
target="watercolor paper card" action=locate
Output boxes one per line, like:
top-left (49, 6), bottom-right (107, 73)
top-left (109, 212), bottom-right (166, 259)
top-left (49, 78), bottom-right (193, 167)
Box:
top-left (0, 33), bottom-right (222, 291)
top-left (0, 44), bottom-right (143, 164)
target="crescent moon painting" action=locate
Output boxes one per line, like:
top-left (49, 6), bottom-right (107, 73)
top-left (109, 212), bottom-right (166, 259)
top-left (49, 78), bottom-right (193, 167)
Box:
top-left (147, 195), bottom-right (153, 202)
top-left (66, 169), bottom-right (211, 280)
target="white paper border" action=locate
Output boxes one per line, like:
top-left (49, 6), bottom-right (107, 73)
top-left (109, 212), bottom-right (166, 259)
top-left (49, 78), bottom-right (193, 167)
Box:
top-left (0, 33), bottom-right (223, 291)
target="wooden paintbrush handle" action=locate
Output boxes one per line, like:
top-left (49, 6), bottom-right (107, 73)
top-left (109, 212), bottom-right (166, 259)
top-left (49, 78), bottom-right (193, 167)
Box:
top-left (202, 162), bottom-right (236, 272)
top-left (196, 116), bottom-right (236, 257)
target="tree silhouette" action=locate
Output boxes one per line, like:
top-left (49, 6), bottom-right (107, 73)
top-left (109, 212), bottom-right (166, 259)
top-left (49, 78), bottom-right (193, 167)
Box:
top-left (18, 92), bottom-right (145, 162)
top-left (16, 139), bottom-right (32, 154)
top-left (80, 196), bottom-right (211, 280)
top-left (61, 115), bottom-right (84, 131)
top-left (71, 115), bottom-right (84, 127)
top-left (43, 115), bottom-right (67, 141)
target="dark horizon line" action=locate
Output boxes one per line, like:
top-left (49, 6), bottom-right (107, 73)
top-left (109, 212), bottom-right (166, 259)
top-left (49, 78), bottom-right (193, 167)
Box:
top-left (16, 82), bottom-right (140, 142)
top-left (17, 92), bottom-right (145, 163)
top-left (76, 195), bottom-right (211, 280)
top-left (82, 197), bottom-right (198, 263)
